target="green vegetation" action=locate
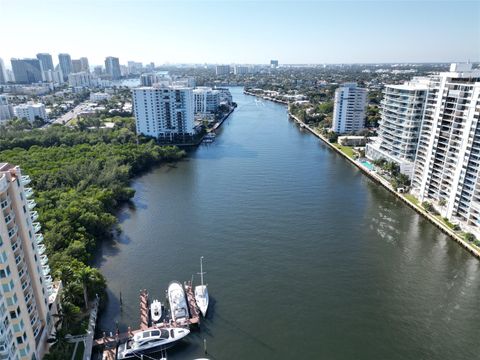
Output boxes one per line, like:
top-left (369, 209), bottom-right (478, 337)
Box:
top-left (334, 144), bottom-right (356, 159)
top-left (0, 117), bottom-right (185, 357)
top-left (464, 232), bottom-right (476, 243)
top-left (372, 159), bottom-right (410, 189)
top-left (404, 193), bottom-right (419, 206)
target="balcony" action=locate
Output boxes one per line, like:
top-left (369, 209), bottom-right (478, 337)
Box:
top-left (44, 274), bottom-right (53, 284)
top-left (40, 254), bottom-right (48, 266)
top-left (30, 211), bottom-right (39, 222)
top-left (21, 175), bottom-right (31, 186)
top-left (27, 199), bottom-right (36, 210)
top-left (24, 188), bottom-right (34, 198)
top-left (42, 265), bottom-right (51, 276)
top-left (32, 222), bottom-right (41, 233)
top-left (35, 233), bottom-right (44, 244)
top-left (37, 244), bottom-right (46, 255)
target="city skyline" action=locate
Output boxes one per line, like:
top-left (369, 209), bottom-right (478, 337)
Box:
top-left (0, 0), bottom-right (478, 66)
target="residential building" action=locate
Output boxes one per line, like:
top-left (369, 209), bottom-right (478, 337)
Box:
top-left (43, 69), bottom-right (64, 84)
top-left (132, 85), bottom-right (195, 141)
top-left (10, 59), bottom-right (43, 84)
top-left (140, 73), bottom-right (156, 87)
top-left (79, 57), bottom-right (90, 72)
top-left (127, 61), bottom-right (143, 75)
top-left (58, 53), bottom-right (72, 81)
top-left (0, 163), bottom-right (55, 359)
top-left (193, 87), bottom-right (221, 114)
top-left (105, 57), bottom-right (121, 80)
top-left (411, 63), bottom-right (480, 233)
top-left (35, 54), bottom-right (54, 72)
top-left (68, 72), bottom-right (97, 88)
top-left (93, 66), bottom-right (103, 76)
top-left (215, 65), bottom-right (230, 76)
top-left (0, 95), bottom-right (14, 123)
top-left (14, 103), bottom-right (48, 123)
top-left (365, 78), bottom-right (430, 176)
top-left (234, 65), bottom-right (249, 75)
top-left (71, 59), bottom-right (82, 73)
top-left (332, 83), bottom-right (367, 134)
top-left (270, 60), bottom-right (279, 68)
top-left (90, 92), bottom-right (111, 102)
top-left (0, 58), bottom-right (6, 84)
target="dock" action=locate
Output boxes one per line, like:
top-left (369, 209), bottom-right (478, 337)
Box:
top-left (95, 284), bottom-right (201, 357)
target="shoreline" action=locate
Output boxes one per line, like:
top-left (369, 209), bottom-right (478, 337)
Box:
top-left (244, 90), bottom-right (480, 260)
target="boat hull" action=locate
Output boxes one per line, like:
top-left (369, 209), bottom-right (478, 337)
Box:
top-left (195, 285), bottom-right (209, 317)
top-left (168, 281), bottom-right (189, 322)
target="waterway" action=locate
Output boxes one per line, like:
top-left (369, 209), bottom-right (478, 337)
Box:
top-left (95, 87), bottom-right (480, 359)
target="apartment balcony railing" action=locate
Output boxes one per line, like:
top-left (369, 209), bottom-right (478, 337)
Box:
top-left (37, 244), bottom-right (46, 255)
top-left (35, 233), bottom-right (44, 245)
top-left (24, 188), bottom-right (34, 198)
top-left (42, 265), bottom-right (50, 276)
top-left (30, 211), bottom-right (39, 222)
top-left (40, 254), bottom-right (48, 266)
top-left (32, 222), bottom-right (41, 233)
top-left (21, 175), bottom-right (31, 185)
top-left (44, 274), bottom-right (53, 284)
top-left (27, 199), bottom-right (36, 210)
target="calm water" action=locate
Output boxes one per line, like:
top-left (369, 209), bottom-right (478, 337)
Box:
top-left (95, 87), bottom-right (480, 360)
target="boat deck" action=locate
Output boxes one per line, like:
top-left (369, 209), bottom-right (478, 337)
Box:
top-left (94, 284), bottom-right (201, 357)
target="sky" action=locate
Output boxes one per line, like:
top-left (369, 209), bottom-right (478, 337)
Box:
top-left (0, 0), bottom-right (479, 66)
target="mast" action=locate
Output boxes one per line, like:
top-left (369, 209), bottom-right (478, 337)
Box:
top-left (200, 256), bottom-right (204, 287)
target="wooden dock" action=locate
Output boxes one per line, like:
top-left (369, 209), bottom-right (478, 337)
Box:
top-left (95, 284), bottom-right (201, 355)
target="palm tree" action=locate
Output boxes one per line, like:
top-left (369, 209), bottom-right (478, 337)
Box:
top-left (77, 267), bottom-right (95, 310)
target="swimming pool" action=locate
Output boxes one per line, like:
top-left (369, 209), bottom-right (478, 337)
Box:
top-left (359, 160), bottom-right (375, 171)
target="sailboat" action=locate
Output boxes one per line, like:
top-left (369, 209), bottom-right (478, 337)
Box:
top-left (195, 256), bottom-right (209, 317)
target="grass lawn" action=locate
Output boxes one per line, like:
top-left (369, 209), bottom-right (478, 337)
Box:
top-left (403, 193), bottom-right (420, 206)
top-left (333, 144), bottom-right (356, 159)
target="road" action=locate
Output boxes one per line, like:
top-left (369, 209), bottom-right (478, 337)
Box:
top-left (51, 102), bottom-right (90, 125)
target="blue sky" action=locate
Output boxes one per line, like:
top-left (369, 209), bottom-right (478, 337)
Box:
top-left (0, 0), bottom-right (479, 66)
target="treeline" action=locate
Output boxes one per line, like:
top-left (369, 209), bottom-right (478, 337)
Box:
top-left (0, 118), bottom-right (185, 352)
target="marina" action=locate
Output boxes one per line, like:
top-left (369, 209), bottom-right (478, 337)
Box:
top-left (95, 280), bottom-right (203, 359)
top-left (95, 87), bottom-right (480, 359)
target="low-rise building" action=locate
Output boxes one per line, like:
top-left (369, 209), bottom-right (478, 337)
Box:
top-left (14, 103), bottom-right (48, 122)
top-left (90, 92), bottom-right (111, 102)
top-left (0, 95), bottom-right (14, 123)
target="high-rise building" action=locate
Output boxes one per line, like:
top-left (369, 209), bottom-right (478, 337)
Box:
top-left (127, 61), bottom-right (143, 75)
top-left (58, 53), bottom-right (72, 81)
top-left (0, 163), bottom-right (56, 359)
top-left (10, 59), bottom-right (43, 84)
top-left (234, 65), bottom-right (249, 75)
top-left (365, 78), bottom-right (430, 176)
top-left (270, 60), bottom-right (279, 68)
top-left (0, 95), bottom-right (14, 122)
top-left (0, 58), bottom-right (6, 84)
top-left (104, 57), bottom-right (121, 80)
top-left (132, 85), bottom-right (195, 141)
top-left (215, 65), bottom-right (231, 76)
top-left (71, 59), bottom-right (82, 73)
top-left (68, 72), bottom-right (98, 88)
top-left (93, 66), bottom-right (103, 76)
top-left (79, 57), bottom-right (90, 73)
top-left (332, 83), bottom-right (367, 134)
top-left (14, 103), bottom-right (48, 123)
top-left (411, 63), bottom-right (480, 231)
top-left (193, 87), bottom-right (221, 114)
top-left (35, 53), bottom-right (54, 72)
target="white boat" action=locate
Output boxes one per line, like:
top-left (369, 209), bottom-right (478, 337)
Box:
top-left (168, 281), bottom-right (189, 322)
top-left (117, 327), bottom-right (190, 359)
top-left (195, 256), bottom-right (209, 317)
top-left (150, 299), bottom-right (162, 323)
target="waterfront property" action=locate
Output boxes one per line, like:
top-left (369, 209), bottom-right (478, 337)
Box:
top-left (0, 164), bottom-right (60, 360)
top-left (96, 88), bottom-right (480, 360)
top-left (332, 83), bottom-right (367, 134)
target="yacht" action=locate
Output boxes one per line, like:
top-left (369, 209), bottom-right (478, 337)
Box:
top-left (195, 256), bottom-right (209, 317)
top-left (150, 299), bottom-right (162, 323)
top-left (117, 327), bottom-right (190, 359)
top-left (168, 281), bottom-right (189, 322)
